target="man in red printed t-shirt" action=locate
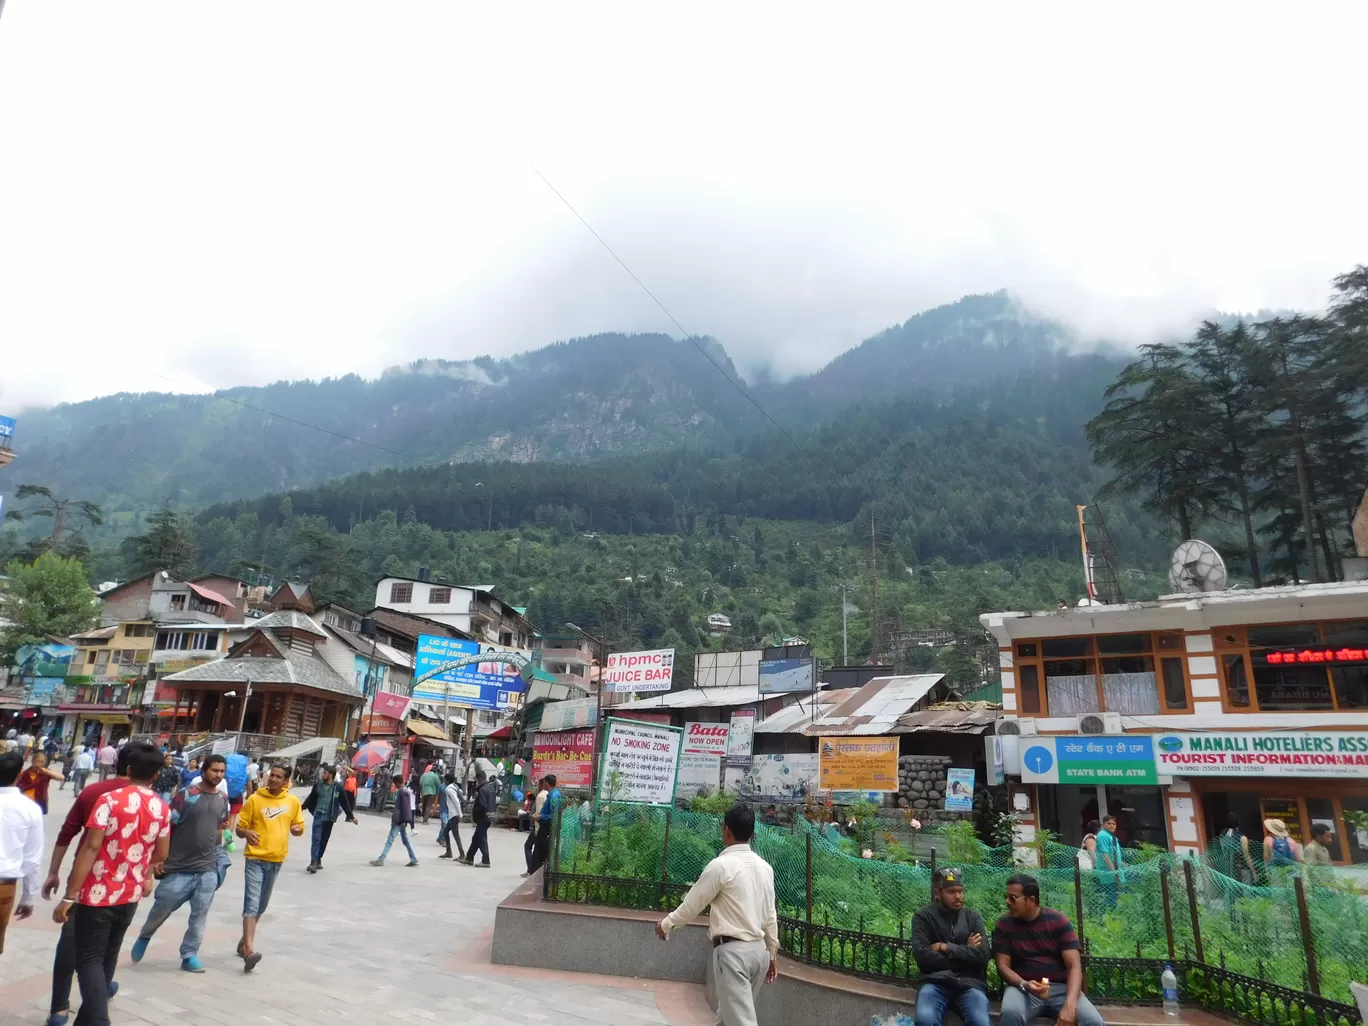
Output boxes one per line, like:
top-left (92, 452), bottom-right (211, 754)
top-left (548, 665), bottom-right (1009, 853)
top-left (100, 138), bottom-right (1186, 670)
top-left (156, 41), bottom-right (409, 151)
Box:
top-left (53, 744), bottom-right (169, 1026)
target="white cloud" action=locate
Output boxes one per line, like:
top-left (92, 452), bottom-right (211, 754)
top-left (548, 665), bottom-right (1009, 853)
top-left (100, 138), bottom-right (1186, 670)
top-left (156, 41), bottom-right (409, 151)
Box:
top-left (0, 0), bottom-right (1364, 408)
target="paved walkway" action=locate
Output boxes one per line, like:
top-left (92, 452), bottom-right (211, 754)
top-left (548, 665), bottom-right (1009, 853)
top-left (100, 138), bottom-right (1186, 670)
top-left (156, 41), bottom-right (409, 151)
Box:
top-left (0, 786), bottom-right (712, 1026)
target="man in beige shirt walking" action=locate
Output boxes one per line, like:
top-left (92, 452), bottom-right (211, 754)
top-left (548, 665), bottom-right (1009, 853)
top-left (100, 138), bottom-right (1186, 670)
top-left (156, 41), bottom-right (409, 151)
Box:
top-left (656, 805), bottom-right (778, 1026)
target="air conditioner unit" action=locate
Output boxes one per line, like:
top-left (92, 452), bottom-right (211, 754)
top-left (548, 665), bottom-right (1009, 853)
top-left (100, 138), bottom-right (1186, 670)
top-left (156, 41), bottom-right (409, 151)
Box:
top-left (997, 718), bottom-right (1038, 737)
top-left (1077, 712), bottom-right (1122, 735)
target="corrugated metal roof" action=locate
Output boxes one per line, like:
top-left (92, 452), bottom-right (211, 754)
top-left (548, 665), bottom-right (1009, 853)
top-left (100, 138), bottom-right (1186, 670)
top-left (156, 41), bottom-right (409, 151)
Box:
top-left (803, 674), bottom-right (944, 736)
top-left (890, 707), bottom-right (1001, 734)
top-left (753, 690), bottom-right (859, 734)
top-left (617, 685), bottom-right (762, 710)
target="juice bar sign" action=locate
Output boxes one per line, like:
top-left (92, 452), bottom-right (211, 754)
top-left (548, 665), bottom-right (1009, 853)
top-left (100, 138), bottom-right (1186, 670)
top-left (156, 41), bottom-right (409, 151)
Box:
top-left (1155, 731), bottom-right (1368, 778)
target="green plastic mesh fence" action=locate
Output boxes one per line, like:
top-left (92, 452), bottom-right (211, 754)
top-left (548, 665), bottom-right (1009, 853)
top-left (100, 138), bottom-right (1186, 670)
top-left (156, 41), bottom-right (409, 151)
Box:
top-left (547, 805), bottom-right (1365, 1004)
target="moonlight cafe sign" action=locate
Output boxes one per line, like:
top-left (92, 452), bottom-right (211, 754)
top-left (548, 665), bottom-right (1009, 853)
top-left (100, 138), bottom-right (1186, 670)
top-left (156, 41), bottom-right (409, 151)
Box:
top-left (1154, 730), bottom-right (1368, 778)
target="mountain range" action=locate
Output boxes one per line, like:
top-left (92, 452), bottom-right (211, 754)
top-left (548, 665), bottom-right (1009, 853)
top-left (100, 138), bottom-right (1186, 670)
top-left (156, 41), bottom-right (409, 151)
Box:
top-left (3, 292), bottom-right (1129, 519)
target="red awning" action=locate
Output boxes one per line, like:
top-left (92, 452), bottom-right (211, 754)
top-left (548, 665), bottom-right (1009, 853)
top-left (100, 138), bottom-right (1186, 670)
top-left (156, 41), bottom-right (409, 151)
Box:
top-left (484, 725), bottom-right (512, 740)
top-left (156, 708), bottom-right (195, 717)
top-left (188, 581), bottom-right (236, 608)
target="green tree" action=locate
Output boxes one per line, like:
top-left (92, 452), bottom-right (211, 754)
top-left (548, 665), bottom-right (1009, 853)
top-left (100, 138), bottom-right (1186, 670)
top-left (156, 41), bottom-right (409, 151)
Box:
top-left (0, 553), bottom-right (101, 662)
top-left (122, 507), bottom-right (197, 578)
top-left (3, 484), bottom-right (104, 558)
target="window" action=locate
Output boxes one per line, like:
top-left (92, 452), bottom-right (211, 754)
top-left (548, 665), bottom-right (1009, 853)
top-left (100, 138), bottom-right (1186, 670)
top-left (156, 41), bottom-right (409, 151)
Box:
top-left (191, 633), bottom-right (218, 651)
top-left (500, 631), bottom-right (513, 647)
top-left (124, 623), bottom-right (151, 638)
top-left (1216, 620), bottom-right (1368, 712)
top-left (390, 582), bottom-right (413, 603)
top-left (86, 650), bottom-right (97, 665)
top-left (428, 587), bottom-right (451, 604)
top-left (134, 650), bottom-right (150, 664)
top-left (170, 594), bottom-right (186, 610)
top-left (1012, 632), bottom-right (1186, 716)
top-left (156, 631), bottom-right (188, 651)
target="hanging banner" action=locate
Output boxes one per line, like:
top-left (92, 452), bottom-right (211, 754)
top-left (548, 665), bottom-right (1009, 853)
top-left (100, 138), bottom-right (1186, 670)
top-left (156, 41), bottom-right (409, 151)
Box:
top-left (944, 768), bottom-right (975, 811)
top-left (598, 718), bottom-right (683, 806)
top-left (817, 737), bottom-right (900, 793)
top-left (412, 634), bottom-right (532, 711)
top-left (682, 721), bottom-right (730, 756)
top-left (726, 709), bottom-right (755, 767)
top-left (676, 753), bottom-right (722, 798)
top-left (531, 729), bottom-right (596, 789)
top-left (539, 697), bottom-right (599, 732)
top-left (1153, 730), bottom-right (1368, 778)
top-left (744, 753), bottom-right (819, 801)
top-left (603, 648), bottom-right (675, 694)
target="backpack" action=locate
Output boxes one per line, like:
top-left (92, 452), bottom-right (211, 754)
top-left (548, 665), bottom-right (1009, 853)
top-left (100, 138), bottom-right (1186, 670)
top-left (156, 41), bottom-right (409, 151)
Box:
top-left (224, 753), bottom-right (249, 800)
top-left (1271, 835), bottom-right (1296, 866)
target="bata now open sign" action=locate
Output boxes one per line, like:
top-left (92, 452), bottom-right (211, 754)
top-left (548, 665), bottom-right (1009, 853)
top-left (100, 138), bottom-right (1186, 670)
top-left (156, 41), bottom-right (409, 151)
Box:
top-left (602, 648), bottom-right (675, 693)
top-left (683, 721), bottom-right (731, 756)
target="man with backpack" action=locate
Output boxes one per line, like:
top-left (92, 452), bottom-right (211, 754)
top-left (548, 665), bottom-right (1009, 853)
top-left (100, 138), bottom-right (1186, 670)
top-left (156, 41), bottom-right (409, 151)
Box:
top-left (912, 867), bottom-right (991, 1026)
top-left (460, 770), bottom-right (496, 868)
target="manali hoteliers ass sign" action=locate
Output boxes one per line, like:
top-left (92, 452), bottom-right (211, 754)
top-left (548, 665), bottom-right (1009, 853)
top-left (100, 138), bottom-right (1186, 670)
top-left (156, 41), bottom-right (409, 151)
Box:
top-left (1155, 731), bottom-right (1368, 777)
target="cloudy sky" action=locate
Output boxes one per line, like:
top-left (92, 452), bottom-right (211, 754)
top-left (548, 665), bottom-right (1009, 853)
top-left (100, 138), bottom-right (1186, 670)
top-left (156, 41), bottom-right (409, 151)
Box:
top-left (1, 1), bottom-right (1364, 409)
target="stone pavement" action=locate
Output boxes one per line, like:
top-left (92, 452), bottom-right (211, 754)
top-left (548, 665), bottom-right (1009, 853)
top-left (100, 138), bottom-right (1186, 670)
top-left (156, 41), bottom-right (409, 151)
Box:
top-left (0, 786), bottom-right (713, 1026)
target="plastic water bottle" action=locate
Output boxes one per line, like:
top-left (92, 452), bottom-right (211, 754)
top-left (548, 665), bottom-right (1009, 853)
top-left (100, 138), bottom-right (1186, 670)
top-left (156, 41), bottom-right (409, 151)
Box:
top-left (1161, 964), bottom-right (1180, 1017)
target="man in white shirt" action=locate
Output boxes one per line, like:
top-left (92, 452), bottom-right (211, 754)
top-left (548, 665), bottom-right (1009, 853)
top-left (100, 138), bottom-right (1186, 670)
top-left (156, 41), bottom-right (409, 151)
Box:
top-left (96, 742), bottom-right (118, 781)
top-left (0, 750), bottom-right (44, 954)
top-left (656, 805), bottom-right (778, 1026)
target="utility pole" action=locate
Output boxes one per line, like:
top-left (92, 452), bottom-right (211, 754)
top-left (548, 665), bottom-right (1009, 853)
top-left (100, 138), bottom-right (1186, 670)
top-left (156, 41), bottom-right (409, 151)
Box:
top-left (841, 585), bottom-right (849, 665)
top-left (870, 517), bottom-right (879, 662)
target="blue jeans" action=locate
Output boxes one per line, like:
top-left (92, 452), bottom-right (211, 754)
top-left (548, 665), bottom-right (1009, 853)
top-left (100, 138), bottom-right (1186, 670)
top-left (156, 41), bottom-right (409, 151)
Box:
top-left (310, 818), bottom-right (334, 863)
top-left (242, 858), bottom-right (282, 919)
top-left (1000, 983), bottom-right (1106, 1026)
top-left (915, 983), bottom-right (990, 1026)
top-left (137, 869), bottom-right (218, 960)
top-left (379, 823), bottom-right (417, 863)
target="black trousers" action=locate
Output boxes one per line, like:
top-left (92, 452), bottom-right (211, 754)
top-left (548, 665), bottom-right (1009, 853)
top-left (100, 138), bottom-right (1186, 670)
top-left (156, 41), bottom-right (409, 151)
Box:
top-left (468, 820), bottom-right (491, 865)
top-left (523, 827), bottom-right (536, 871)
top-left (72, 903), bottom-right (137, 1026)
top-left (528, 823), bottom-right (552, 873)
top-left (439, 817), bottom-right (466, 859)
top-left (50, 915), bottom-right (78, 1014)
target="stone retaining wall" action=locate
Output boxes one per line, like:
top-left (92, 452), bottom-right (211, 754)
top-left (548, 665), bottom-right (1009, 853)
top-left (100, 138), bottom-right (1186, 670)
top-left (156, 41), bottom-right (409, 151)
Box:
top-left (895, 754), bottom-right (971, 825)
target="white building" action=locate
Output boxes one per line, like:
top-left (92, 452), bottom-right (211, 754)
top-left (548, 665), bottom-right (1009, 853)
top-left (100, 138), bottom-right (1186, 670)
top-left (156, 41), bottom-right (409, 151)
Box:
top-left (373, 575), bottom-right (533, 649)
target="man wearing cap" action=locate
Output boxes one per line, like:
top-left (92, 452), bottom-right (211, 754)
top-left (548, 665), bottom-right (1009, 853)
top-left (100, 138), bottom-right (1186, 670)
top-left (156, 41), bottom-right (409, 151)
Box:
top-left (912, 867), bottom-right (991, 1026)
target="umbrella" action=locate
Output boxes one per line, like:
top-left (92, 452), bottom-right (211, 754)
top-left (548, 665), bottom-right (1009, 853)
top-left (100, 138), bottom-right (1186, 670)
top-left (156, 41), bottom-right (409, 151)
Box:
top-left (352, 741), bottom-right (394, 771)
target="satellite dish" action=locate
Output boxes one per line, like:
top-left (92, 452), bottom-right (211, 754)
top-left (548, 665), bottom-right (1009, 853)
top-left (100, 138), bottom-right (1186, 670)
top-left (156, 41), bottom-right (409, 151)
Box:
top-left (1168, 540), bottom-right (1228, 594)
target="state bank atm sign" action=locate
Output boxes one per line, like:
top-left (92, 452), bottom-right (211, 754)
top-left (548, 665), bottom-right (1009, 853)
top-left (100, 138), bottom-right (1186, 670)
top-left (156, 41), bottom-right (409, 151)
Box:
top-left (1019, 735), bottom-right (1158, 786)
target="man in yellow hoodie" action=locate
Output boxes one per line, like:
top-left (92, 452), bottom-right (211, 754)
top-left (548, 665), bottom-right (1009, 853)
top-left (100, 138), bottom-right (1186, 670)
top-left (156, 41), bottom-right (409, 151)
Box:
top-left (234, 764), bottom-right (303, 971)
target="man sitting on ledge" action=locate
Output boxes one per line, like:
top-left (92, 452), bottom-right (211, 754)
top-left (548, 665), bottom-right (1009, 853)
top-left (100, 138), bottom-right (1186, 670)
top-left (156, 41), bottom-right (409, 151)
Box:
top-left (993, 873), bottom-right (1104, 1026)
top-left (911, 866), bottom-right (991, 1026)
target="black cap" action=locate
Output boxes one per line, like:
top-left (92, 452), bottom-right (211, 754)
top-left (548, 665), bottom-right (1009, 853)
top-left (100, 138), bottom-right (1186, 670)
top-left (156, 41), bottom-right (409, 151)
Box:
top-left (933, 867), bottom-right (962, 887)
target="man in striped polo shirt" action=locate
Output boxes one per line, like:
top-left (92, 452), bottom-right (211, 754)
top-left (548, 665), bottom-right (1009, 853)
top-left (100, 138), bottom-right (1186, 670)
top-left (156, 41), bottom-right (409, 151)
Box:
top-left (992, 874), bottom-right (1104, 1026)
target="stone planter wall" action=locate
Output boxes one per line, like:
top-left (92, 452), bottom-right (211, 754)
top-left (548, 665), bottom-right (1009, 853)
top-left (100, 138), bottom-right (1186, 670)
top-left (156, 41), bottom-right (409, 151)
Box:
top-left (894, 754), bottom-right (971, 826)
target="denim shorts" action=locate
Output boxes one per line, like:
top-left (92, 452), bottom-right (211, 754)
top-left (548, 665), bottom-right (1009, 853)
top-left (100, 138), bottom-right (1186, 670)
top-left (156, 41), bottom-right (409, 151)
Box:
top-left (242, 858), bottom-right (282, 918)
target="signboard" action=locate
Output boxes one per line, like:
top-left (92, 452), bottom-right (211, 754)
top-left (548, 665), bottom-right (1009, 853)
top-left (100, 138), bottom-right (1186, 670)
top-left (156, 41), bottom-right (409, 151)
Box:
top-left (1154, 730), bottom-right (1368, 778)
top-left (371, 690), bottom-right (412, 721)
top-left (682, 721), bottom-right (730, 756)
top-left (531, 729), bottom-right (596, 789)
top-left (985, 735), bottom-right (1006, 786)
top-left (24, 679), bottom-right (62, 706)
top-left (0, 415), bottom-right (14, 438)
top-left (211, 736), bottom-right (238, 756)
top-left (614, 711), bottom-right (672, 726)
top-left (603, 648), bottom-right (675, 693)
top-left (759, 657), bottom-right (814, 694)
top-left (676, 753), bottom-right (722, 798)
top-left (15, 643), bottom-right (74, 679)
top-left (539, 697), bottom-right (599, 732)
top-left (411, 634), bottom-right (532, 712)
top-left (817, 737), bottom-right (900, 793)
top-left (744, 753), bottom-right (819, 801)
top-left (1021, 735), bottom-right (1158, 785)
top-left (598, 718), bottom-right (683, 806)
top-left (944, 768), bottom-right (975, 811)
top-left (360, 713), bottom-right (402, 736)
top-left (355, 787), bottom-right (373, 809)
top-left (726, 709), bottom-right (755, 766)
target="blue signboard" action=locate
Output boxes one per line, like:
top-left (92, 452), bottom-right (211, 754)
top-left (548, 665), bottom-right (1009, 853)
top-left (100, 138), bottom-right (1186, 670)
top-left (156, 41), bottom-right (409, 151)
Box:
top-left (411, 634), bottom-right (531, 712)
top-left (944, 767), bottom-right (975, 811)
top-left (1021, 735), bottom-right (1157, 785)
top-left (0, 415), bottom-right (14, 439)
top-left (24, 678), bottom-right (62, 706)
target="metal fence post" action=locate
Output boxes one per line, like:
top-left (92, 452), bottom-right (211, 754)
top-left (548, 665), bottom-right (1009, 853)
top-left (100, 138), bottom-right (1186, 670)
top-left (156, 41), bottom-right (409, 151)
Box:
top-left (1293, 873), bottom-right (1321, 995)
top-left (805, 831), bottom-right (814, 959)
top-left (1183, 858), bottom-right (1204, 965)
top-left (659, 810), bottom-right (672, 906)
top-left (1159, 865), bottom-right (1176, 962)
top-left (544, 804), bottom-right (564, 900)
top-left (929, 846), bottom-right (937, 900)
top-left (1073, 859), bottom-right (1086, 952)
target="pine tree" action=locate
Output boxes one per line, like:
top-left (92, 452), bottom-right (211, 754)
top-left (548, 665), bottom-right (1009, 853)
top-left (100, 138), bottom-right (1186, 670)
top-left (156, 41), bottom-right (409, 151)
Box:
top-left (122, 507), bottom-right (197, 578)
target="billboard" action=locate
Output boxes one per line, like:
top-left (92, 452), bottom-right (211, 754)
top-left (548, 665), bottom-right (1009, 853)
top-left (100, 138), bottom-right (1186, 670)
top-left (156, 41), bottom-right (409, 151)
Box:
top-left (602, 648), bottom-right (674, 693)
top-left (411, 634), bottom-right (532, 712)
top-left (15, 643), bottom-right (74, 680)
top-left (726, 709), bottom-right (755, 766)
top-left (540, 697), bottom-right (598, 731)
top-left (682, 721), bottom-right (730, 756)
top-left (1152, 730), bottom-right (1368, 778)
top-left (0, 415), bottom-right (14, 439)
top-left (532, 729), bottom-right (596, 790)
top-left (676, 753), bottom-right (722, 798)
top-left (818, 737), bottom-right (900, 793)
top-left (759, 658), bottom-right (814, 694)
top-left (598, 718), bottom-right (683, 806)
top-left (744, 753), bottom-right (819, 801)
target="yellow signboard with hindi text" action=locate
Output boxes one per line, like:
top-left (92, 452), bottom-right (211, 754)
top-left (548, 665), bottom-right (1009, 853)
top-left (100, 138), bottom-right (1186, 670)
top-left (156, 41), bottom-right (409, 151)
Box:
top-left (817, 736), bottom-right (900, 793)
